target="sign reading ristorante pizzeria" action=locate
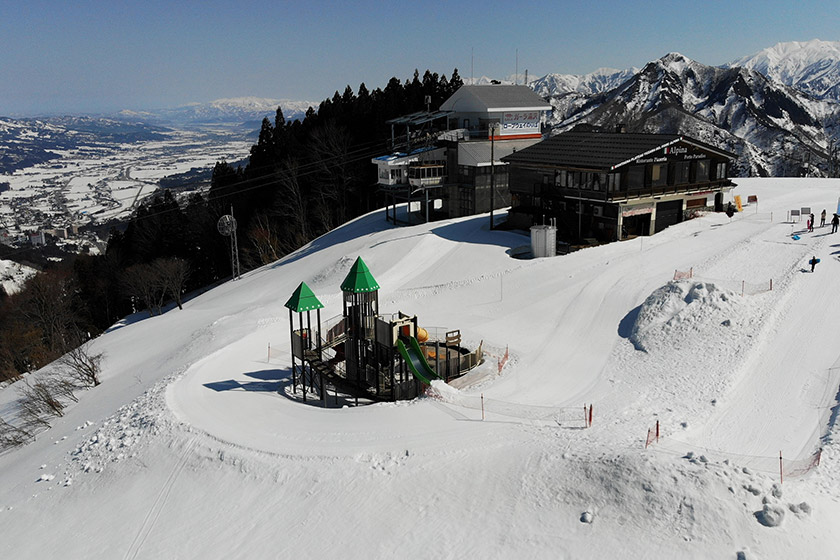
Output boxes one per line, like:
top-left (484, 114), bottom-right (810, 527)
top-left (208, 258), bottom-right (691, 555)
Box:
top-left (634, 145), bottom-right (708, 164)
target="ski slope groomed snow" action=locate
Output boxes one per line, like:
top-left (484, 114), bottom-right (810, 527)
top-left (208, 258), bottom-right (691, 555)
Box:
top-left (2, 178), bottom-right (840, 559)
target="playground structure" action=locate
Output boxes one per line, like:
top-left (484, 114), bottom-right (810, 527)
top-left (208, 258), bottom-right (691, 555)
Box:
top-left (284, 256), bottom-right (483, 403)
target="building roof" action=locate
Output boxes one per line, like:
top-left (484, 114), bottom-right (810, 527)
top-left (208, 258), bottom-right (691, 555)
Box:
top-left (458, 138), bottom-right (543, 167)
top-left (502, 132), bottom-right (736, 170)
top-left (284, 281), bottom-right (324, 313)
top-left (439, 85), bottom-right (551, 113)
top-left (340, 256), bottom-right (380, 294)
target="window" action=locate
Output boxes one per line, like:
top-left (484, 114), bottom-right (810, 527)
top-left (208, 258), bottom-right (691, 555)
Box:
top-left (674, 161), bottom-right (690, 184)
top-left (651, 164), bottom-right (667, 187)
top-left (569, 171), bottom-right (580, 189)
top-left (379, 168), bottom-right (389, 179)
top-left (555, 170), bottom-right (567, 187)
top-left (628, 165), bottom-right (645, 189)
top-left (594, 173), bottom-right (606, 191)
top-left (716, 162), bottom-right (727, 180)
top-left (608, 173), bottom-right (621, 192)
top-left (694, 159), bottom-right (709, 182)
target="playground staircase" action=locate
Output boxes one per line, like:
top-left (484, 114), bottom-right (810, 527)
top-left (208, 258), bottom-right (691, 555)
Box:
top-left (303, 349), bottom-right (387, 403)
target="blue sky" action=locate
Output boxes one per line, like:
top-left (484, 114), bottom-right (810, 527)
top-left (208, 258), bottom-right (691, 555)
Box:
top-left (1, 0), bottom-right (838, 115)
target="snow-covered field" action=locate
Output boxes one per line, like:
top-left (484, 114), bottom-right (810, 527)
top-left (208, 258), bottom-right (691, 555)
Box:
top-left (0, 128), bottom-right (251, 231)
top-left (2, 178), bottom-right (840, 558)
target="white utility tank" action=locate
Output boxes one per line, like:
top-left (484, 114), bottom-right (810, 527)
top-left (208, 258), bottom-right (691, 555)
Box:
top-left (530, 224), bottom-right (557, 258)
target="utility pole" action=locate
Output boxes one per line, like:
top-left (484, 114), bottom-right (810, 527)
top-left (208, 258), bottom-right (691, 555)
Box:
top-left (490, 123), bottom-right (499, 229)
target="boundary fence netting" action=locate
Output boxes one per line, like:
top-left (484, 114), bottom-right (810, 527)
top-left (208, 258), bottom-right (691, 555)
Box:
top-left (644, 358), bottom-right (840, 480)
top-left (673, 268), bottom-right (774, 296)
top-left (426, 385), bottom-right (592, 427)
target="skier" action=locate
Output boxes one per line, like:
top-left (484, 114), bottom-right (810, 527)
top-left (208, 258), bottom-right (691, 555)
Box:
top-left (833, 213), bottom-right (840, 234)
top-left (809, 255), bottom-right (819, 272)
top-left (809, 213), bottom-right (815, 232)
top-left (820, 209), bottom-right (827, 227)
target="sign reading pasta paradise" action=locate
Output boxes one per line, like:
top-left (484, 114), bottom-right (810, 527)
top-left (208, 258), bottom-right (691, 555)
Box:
top-left (501, 111), bottom-right (540, 135)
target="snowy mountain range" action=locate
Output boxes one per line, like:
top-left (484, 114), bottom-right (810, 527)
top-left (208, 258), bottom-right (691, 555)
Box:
top-left (727, 39), bottom-right (840, 100)
top-left (535, 41), bottom-right (840, 177)
top-left (128, 97), bottom-right (317, 126)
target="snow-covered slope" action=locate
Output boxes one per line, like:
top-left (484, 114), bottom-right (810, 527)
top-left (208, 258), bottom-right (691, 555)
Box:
top-left (1, 178), bottom-right (840, 558)
top-left (0, 259), bottom-right (36, 295)
top-left (728, 39), bottom-right (840, 100)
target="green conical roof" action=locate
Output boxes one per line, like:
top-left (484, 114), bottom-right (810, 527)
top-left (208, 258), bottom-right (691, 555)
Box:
top-left (340, 256), bottom-right (380, 293)
top-left (284, 281), bottom-right (324, 312)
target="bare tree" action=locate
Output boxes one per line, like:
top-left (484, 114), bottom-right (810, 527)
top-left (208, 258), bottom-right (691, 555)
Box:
top-left (58, 340), bottom-right (103, 388)
top-left (17, 378), bottom-right (65, 430)
top-left (0, 416), bottom-right (31, 450)
top-left (19, 271), bottom-right (76, 355)
top-left (275, 158), bottom-right (311, 246)
top-left (121, 263), bottom-right (165, 316)
top-left (245, 213), bottom-right (282, 266)
top-left (152, 257), bottom-right (190, 310)
top-left (309, 122), bottom-right (353, 228)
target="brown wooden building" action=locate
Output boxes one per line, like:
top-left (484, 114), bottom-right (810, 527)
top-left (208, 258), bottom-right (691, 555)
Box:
top-left (502, 132), bottom-right (737, 242)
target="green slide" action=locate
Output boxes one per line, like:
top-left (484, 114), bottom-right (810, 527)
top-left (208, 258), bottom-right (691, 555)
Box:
top-left (397, 336), bottom-right (440, 384)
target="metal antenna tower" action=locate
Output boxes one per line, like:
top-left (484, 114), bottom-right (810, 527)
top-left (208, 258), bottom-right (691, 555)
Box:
top-left (216, 206), bottom-right (240, 280)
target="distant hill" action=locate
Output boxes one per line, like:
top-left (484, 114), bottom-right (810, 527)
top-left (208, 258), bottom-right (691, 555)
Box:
top-left (124, 97), bottom-right (317, 127)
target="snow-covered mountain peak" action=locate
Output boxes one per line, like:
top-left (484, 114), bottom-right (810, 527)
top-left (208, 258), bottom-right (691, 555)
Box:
top-left (727, 39), bottom-right (840, 99)
top-left (531, 67), bottom-right (638, 96)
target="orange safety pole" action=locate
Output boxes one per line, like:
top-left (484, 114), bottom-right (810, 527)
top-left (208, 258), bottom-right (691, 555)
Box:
top-left (584, 404), bottom-right (588, 427)
top-left (481, 393), bottom-right (485, 421)
top-left (645, 428), bottom-right (651, 449)
top-left (267, 343), bottom-right (271, 363)
top-left (589, 404), bottom-right (593, 427)
top-left (655, 420), bottom-right (660, 442)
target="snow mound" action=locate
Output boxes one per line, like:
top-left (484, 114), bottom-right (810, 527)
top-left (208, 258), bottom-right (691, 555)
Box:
top-left (630, 281), bottom-right (742, 353)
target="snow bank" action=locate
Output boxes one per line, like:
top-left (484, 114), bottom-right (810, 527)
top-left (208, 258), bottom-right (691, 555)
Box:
top-left (630, 280), bottom-right (743, 353)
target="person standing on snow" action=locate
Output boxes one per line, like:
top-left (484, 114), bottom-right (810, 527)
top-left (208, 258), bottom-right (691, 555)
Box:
top-left (820, 209), bottom-right (826, 227)
top-left (809, 213), bottom-right (815, 232)
top-left (809, 255), bottom-right (819, 272)
top-left (833, 214), bottom-right (840, 233)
